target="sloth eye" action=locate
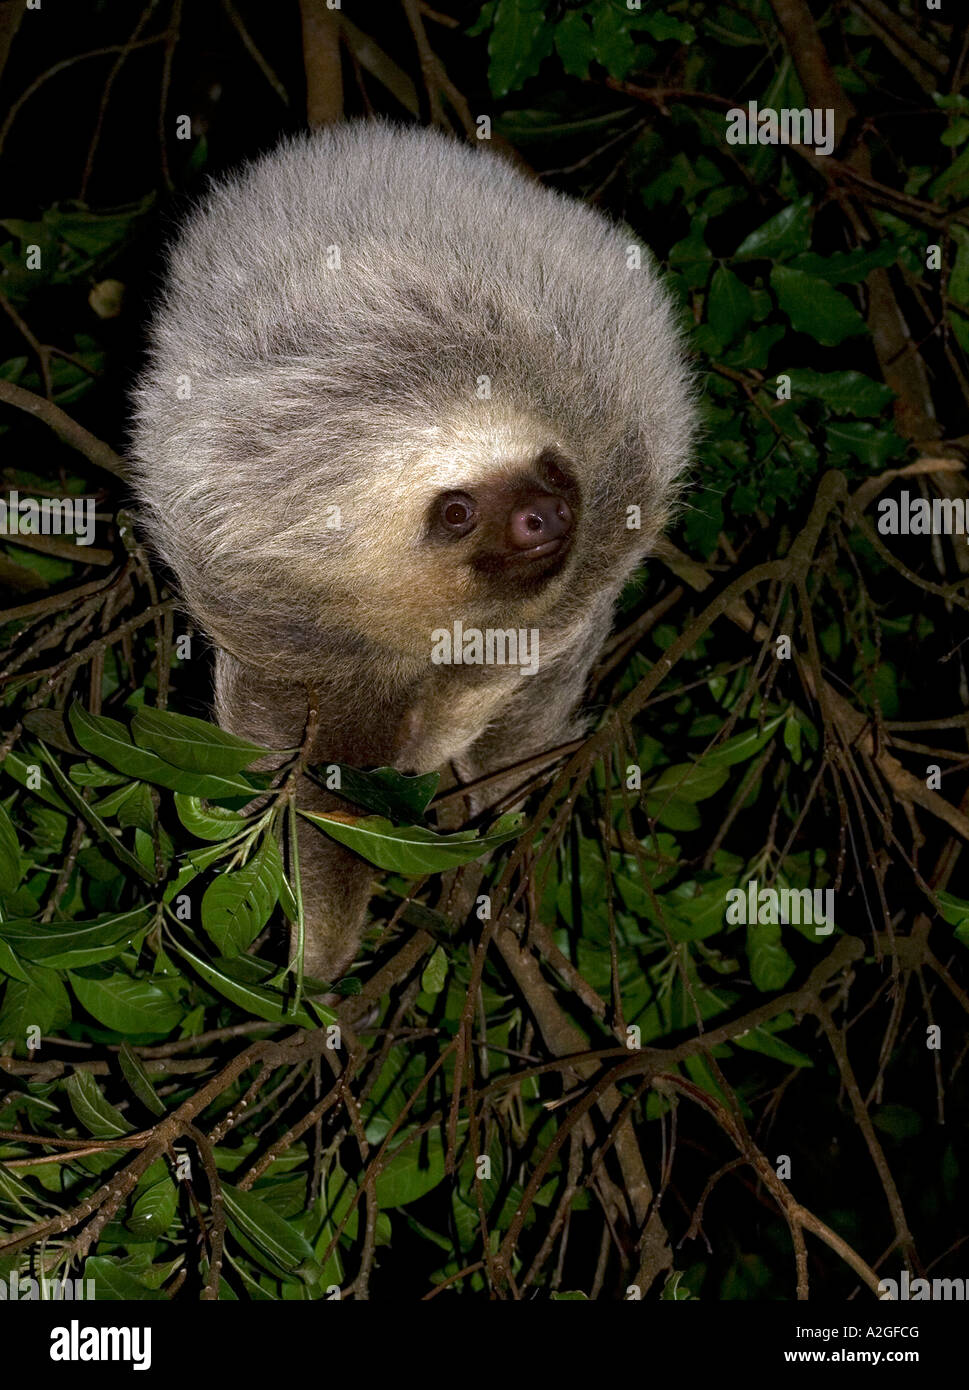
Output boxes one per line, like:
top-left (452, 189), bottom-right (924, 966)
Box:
top-left (439, 493), bottom-right (477, 534)
top-left (542, 457), bottom-right (570, 492)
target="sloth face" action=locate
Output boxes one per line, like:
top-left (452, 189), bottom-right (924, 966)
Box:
top-left (424, 449), bottom-right (580, 590)
top-left (307, 417), bottom-right (591, 657)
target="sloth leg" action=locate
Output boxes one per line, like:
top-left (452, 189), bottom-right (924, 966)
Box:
top-left (212, 651), bottom-right (376, 986)
top-left (286, 782), bottom-right (377, 985)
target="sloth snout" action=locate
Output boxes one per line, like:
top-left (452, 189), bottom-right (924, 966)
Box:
top-left (507, 494), bottom-right (574, 552)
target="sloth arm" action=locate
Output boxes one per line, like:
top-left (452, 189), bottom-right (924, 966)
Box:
top-left (211, 609), bottom-right (607, 983)
top-left (213, 650), bottom-right (397, 984)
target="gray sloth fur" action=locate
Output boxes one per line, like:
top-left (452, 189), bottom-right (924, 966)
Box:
top-left (129, 120), bottom-right (696, 982)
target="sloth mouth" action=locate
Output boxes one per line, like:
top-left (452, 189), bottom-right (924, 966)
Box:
top-left (515, 537), bottom-right (565, 560)
top-left (500, 535), bottom-right (572, 581)
top-left (472, 534), bottom-right (573, 583)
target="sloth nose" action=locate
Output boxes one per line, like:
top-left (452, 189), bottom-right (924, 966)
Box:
top-left (507, 493), bottom-right (573, 550)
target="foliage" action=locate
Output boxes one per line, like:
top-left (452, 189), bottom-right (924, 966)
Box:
top-left (0, 0), bottom-right (967, 1302)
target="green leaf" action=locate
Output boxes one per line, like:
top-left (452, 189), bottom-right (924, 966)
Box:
top-left (163, 862), bottom-right (200, 906)
top-left (174, 794), bottom-right (248, 841)
top-left (91, 781), bottom-right (144, 819)
top-left (84, 1255), bottom-right (167, 1301)
top-left (789, 244), bottom-right (897, 283)
top-left (700, 712), bottom-right (786, 767)
top-left (316, 764), bottom-right (440, 820)
top-left (859, 660), bottom-right (899, 718)
top-left (421, 945), bottom-right (448, 995)
top-left (69, 968), bottom-right (183, 1036)
top-left (722, 323), bottom-right (785, 370)
top-left (47, 205), bottom-right (146, 256)
top-left (68, 704), bottom-right (261, 799)
top-left (733, 1015), bottom-right (812, 1067)
top-left (553, 10), bottom-right (594, 79)
top-left (25, 804), bottom-right (68, 859)
top-left (128, 1165), bottom-right (178, 1238)
top-left (488, 0), bottom-right (554, 99)
top-left (222, 1182), bottom-right (320, 1280)
top-left (65, 1069), bottom-right (134, 1137)
top-left (21, 709), bottom-right (83, 755)
top-left (278, 868), bottom-right (299, 923)
top-left (734, 196), bottom-right (813, 260)
top-left (784, 368), bottom-right (894, 417)
top-left (0, 937), bottom-right (31, 983)
top-left (34, 742), bottom-right (155, 883)
top-left (116, 781), bottom-right (156, 834)
top-left (70, 760), bottom-right (130, 787)
top-left (169, 940), bottom-right (325, 1028)
top-left (646, 798), bottom-right (700, 831)
top-left (951, 228), bottom-right (969, 308)
top-left (119, 1041), bottom-right (165, 1117)
top-left (0, 750), bottom-right (70, 811)
top-left (707, 266), bottom-right (754, 344)
top-left (783, 715), bottom-right (802, 765)
top-left (746, 920), bottom-right (796, 991)
top-left (186, 840), bottom-right (239, 872)
top-left (936, 891), bottom-right (969, 931)
top-left (0, 802), bottom-right (22, 896)
top-left (771, 266), bottom-right (866, 345)
top-left (872, 1104), bottom-right (922, 1140)
top-left (639, 12), bottom-right (694, 42)
top-left (70, 703), bottom-right (179, 780)
top-left (590, 2), bottom-right (636, 79)
top-left (825, 420), bottom-right (906, 470)
top-left (0, 960), bottom-right (72, 1043)
top-left (0, 906), bottom-right (152, 968)
top-left (201, 834), bottom-right (283, 954)
top-left (134, 826), bottom-right (158, 874)
top-left (131, 705), bottom-right (274, 776)
top-left (659, 879), bottom-right (735, 941)
top-left (646, 763), bottom-right (729, 802)
top-left (643, 764), bottom-right (728, 831)
top-left (929, 143), bottom-right (969, 200)
top-left (301, 811), bottom-right (524, 875)
top-left (375, 1128), bottom-right (446, 1209)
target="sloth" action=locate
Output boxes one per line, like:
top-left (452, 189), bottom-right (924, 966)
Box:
top-left (129, 120), bottom-right (695, 983)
